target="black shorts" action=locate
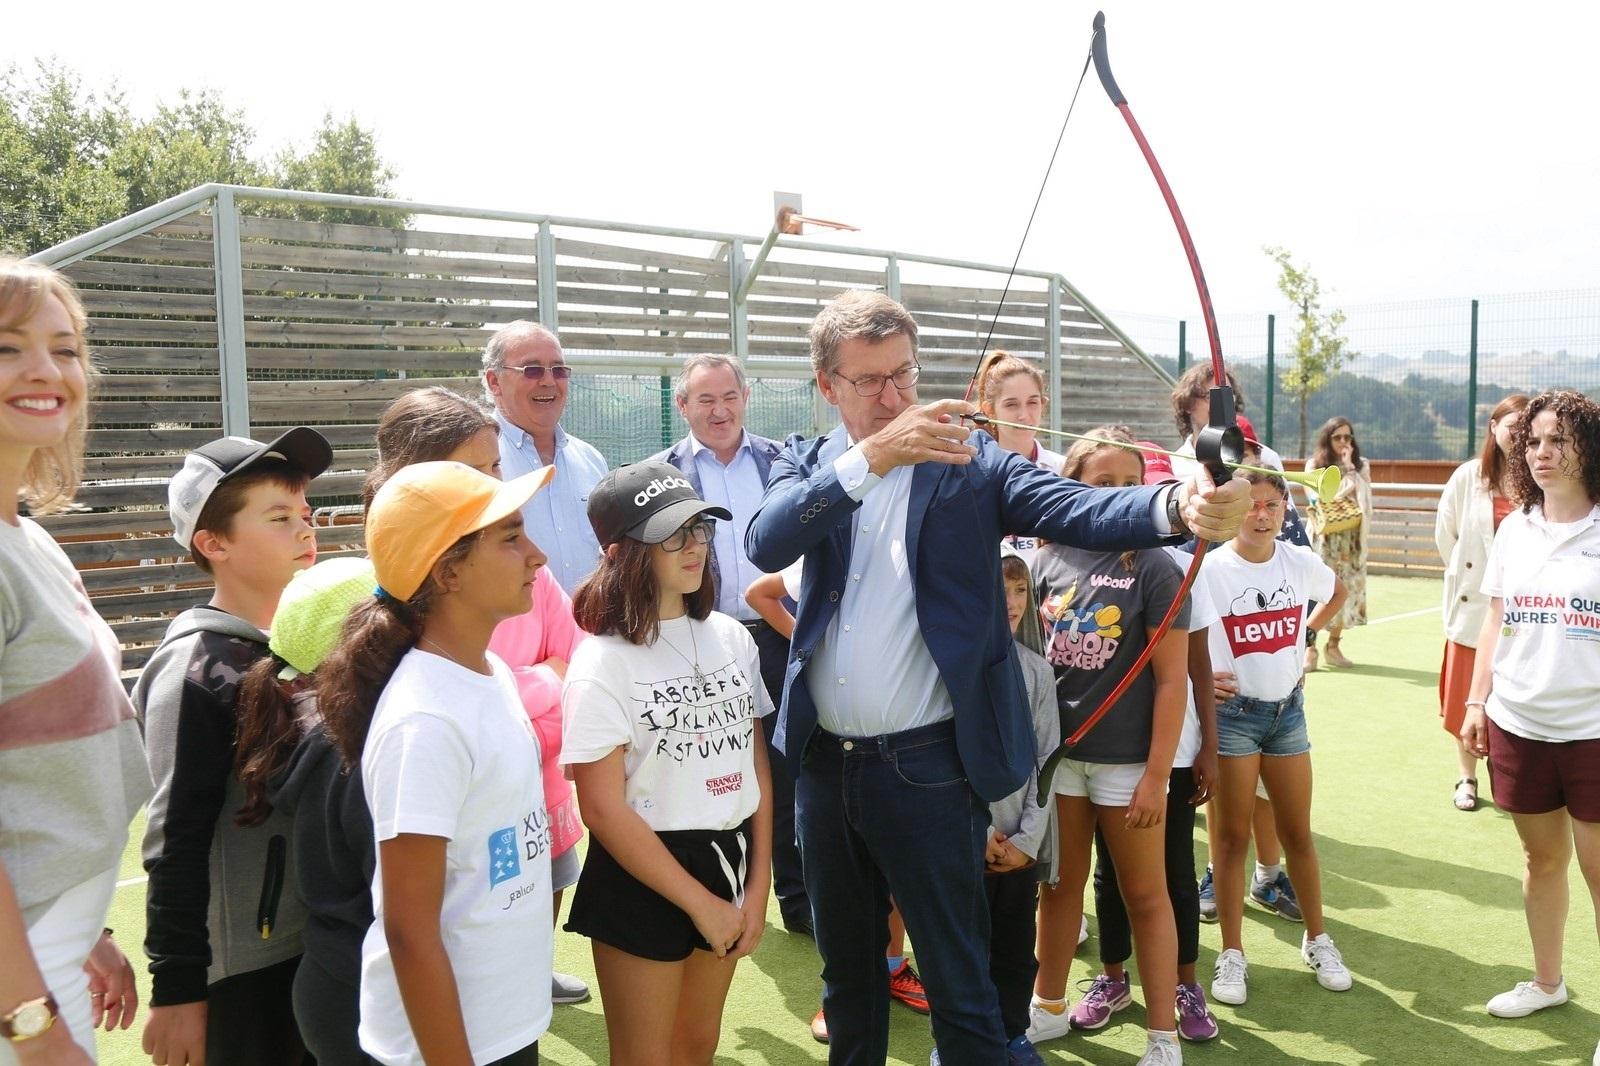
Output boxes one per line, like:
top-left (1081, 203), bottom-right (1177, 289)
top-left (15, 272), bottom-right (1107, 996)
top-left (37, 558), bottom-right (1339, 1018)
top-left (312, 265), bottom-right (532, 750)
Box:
top-left (564, 819), bottom-right (753, 962)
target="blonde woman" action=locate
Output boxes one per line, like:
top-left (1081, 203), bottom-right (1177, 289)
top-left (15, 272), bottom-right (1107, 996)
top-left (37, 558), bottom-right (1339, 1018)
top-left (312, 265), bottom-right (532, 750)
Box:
top-left (0, 260), bottom-right (151, 1064)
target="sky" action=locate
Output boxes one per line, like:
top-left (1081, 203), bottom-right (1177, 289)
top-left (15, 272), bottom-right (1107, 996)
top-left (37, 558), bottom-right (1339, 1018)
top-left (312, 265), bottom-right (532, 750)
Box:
top-left (7, 0), bottom-right (1599, 332)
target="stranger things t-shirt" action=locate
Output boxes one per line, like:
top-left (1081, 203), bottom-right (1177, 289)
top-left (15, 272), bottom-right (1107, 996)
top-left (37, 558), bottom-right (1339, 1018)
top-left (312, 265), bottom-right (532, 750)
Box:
top-left (1481, 505), bottom-right (1600, 742)
top-left (561, 612), bottom-right (771, 832)
top-left (1205, 542), bottom-right (1335, 702)
top-left (1032, 545), bottom-right (1188, 764)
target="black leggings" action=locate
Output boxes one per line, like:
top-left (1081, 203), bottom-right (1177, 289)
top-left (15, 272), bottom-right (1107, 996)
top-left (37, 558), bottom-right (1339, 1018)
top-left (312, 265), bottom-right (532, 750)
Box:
top-left (1092, 765), bottom-right (1200, 968)
top-left (204, 956), bottom-right (309, 1066)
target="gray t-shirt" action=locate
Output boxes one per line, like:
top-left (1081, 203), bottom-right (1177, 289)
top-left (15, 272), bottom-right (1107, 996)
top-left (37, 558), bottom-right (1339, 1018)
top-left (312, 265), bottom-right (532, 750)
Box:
top-left (1032, 545), bottom-right (1189, 764)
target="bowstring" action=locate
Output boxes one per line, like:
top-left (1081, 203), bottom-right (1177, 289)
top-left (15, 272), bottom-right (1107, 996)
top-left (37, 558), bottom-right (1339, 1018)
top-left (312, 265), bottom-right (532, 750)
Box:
top-left (964, 31), bottom-right (1100, 403)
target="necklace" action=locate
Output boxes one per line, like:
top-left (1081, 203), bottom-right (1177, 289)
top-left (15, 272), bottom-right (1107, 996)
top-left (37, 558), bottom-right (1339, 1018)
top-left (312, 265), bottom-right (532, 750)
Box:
top-left (657, 620), bottom-right (707, 687)
top-left (421, 636), bottom-right (475, 672)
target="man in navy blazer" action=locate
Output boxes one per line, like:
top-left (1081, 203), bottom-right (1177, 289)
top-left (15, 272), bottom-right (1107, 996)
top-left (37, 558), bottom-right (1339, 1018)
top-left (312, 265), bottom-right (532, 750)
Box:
top-left (745, 291), bottom-right (1249, 1065)
top-left (650, 353), bottom-right (812, 936)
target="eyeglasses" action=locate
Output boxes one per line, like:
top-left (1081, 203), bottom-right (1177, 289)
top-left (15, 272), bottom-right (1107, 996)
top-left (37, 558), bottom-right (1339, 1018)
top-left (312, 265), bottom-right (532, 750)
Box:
top-left (832, 363), bottom-right (920, 398)
top-left (504, 363), bottom-right (572, 382)
top-left (1331, 432), bottom-right (1353, 442)
top-left (660, 519), bottom-right (715, 552)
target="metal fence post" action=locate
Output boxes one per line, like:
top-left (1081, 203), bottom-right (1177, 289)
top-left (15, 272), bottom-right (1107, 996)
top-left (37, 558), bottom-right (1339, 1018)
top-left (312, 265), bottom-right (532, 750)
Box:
top-left (1465, 298), bottom-right (1480, 458)
top-left (536, 220), bottom-right (559, 331)
top-left (885, 254), bottom-right (901, 302)
top-left (729, 237), bottom-right (749, 359)
top-left (1264, 313), bottom-right (1276, 448)
top-left (211, 188), bottom-right (250, 437)
top-left (1047, 280), bottom-right (1063, 434)
top-left (1177, 320), bottom-right (1187, 374)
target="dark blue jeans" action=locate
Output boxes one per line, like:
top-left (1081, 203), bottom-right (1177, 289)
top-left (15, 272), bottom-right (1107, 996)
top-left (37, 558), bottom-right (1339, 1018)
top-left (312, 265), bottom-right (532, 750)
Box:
top-left (797, 720), bottom-right (1007, 1065)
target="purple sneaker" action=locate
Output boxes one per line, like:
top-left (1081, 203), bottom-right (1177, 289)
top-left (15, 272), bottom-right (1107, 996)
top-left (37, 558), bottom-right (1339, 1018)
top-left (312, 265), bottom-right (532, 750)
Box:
top-left (1068, 973), bottom-right (1133, 1031)
top-left (1176, 982), bottom-right (1220, 1042)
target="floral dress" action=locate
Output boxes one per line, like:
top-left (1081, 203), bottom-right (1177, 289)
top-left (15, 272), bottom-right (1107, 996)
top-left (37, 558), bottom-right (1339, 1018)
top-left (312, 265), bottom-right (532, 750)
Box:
top-left (1312, 460), bottom-right (1370, 627)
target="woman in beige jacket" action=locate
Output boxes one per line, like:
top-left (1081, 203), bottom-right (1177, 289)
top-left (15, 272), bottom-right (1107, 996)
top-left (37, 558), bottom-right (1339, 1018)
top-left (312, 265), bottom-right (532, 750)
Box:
top-left (1434, 394), bottom-right (1528, 811)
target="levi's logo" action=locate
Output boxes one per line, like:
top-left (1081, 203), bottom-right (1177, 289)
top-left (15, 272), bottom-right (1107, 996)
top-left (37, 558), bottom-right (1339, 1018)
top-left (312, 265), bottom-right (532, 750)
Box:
top-left (1224, 582), bottom-right (1303, 655)
top-left (634, 476), bottom-right (692, 506)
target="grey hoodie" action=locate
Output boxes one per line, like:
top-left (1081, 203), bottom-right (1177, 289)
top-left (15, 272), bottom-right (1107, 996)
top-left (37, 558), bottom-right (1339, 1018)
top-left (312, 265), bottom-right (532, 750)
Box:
top-left (133, 606), bottom-right (307, 1005)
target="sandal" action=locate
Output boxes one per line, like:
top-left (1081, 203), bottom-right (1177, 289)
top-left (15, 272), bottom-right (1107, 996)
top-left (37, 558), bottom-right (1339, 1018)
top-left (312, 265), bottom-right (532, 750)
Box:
top-left (1325, 643), bottom-right (1354, 669)
top-left (1454, 777), bottom-right (1479, 812)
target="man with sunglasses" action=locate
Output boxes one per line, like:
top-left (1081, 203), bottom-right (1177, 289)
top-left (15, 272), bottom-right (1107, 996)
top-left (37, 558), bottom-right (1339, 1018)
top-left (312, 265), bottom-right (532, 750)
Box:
top-left (651, 353), bottom-right (812, 940)
top-left (746, 290), bottom-right (1252, 1065)
top-left (484, 320), bottom-right (609, 593)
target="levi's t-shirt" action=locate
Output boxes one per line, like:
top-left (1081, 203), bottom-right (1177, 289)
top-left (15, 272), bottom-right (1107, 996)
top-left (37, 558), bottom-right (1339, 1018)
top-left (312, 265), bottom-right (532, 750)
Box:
top-left (561, 612), bottom-right (772, 832)
top-left (1032, 545), bottom-right (1189, 764)
top-left (1481, 505), bottom-right (1600, 742)
top-left (1205, 542), bottom-right (1335, 701)
top-left (359, 649), bottom-right (552, 1065)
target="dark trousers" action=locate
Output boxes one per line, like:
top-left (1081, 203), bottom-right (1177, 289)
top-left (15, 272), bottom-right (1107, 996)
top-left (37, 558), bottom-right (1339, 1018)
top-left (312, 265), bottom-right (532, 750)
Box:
top-left (984, 867), bottom-right (1040, 1041)
top-left (205, 955), bottom-right (309, 1066)
top-left (488, 1044), bottom-right (538, 1066)
top-left (1093, 765), bottom-right (1200, 968)
top-left (797, 720), bottom-right (1006, 1066)
top-left (746, 620), bottom-right (809, 926)
top-left (291, 954), bottom-right (371, 1066)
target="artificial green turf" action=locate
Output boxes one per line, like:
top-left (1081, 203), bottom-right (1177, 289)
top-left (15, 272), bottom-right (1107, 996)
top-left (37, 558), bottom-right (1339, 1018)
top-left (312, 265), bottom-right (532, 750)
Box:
top-left (94, 576), bottom-right (1598, 1064)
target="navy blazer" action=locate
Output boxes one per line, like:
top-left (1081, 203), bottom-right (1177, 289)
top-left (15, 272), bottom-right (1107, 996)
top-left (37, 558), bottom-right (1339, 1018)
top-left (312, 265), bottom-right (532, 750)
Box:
top-left (652, 432), bottom-right (784, 607)
top-left (744, 427), bottom-right (1171, 803)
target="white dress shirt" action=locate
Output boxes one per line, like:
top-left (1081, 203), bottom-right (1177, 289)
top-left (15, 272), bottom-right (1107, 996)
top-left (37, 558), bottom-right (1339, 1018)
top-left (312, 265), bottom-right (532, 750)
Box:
top-left (495, 411), bottom-right (608, 594)
top-left (690, 433), bottom-right (765, 621)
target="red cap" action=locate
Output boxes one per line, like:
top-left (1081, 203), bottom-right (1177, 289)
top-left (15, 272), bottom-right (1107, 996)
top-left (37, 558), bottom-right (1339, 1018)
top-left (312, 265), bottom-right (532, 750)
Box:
top-left (1236, 413), bottom-right (1261, 447)
top-left (1137, 442), bottom-right (1173, 485)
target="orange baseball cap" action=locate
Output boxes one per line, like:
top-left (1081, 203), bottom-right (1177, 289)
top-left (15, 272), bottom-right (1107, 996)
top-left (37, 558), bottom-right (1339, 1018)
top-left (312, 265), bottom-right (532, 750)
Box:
top-left (366, 461), bottom-right (554, 601)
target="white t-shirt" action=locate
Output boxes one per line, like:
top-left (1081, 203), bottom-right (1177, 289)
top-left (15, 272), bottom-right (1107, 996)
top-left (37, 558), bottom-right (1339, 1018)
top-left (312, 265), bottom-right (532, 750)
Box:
top-left (360, 650), bottom-right (552, 1066)
top-left (1167, 547), bottom-right (1219, 768)
top-left (1205, 542), bottom-right (1335, 701)
top-left (1481, 505), bottom-right (1600, 742)
top-left (561, 612), bottom-right (772, 832)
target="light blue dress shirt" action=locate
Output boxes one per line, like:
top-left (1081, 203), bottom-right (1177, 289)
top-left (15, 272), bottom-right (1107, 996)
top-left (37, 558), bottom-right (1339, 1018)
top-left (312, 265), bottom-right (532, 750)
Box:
top-left (807, 443), bottom-right (955, 738)
top-left (690, 433), bottom-right (765, 621)
top-left (495, 411), bottom-right (608, 594)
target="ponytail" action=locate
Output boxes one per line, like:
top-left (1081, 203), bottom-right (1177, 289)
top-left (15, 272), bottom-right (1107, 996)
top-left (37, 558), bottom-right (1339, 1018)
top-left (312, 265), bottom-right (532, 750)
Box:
top-left (233, 658), bottom-right (311, 827)
top-left (315, 533), bottom-right (477, 766)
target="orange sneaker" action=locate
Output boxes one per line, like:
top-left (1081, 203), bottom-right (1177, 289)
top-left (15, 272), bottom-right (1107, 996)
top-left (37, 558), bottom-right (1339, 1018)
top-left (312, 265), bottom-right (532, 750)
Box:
top-left (810, 1007), bottom-right (828, 1043)
top-left (889, 959), bottom-right (930, 1014)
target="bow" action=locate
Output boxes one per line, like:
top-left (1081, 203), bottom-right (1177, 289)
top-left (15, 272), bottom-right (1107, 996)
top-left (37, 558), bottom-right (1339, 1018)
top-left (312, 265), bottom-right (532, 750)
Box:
top-left (962, 12), bottom-right (1243, 799)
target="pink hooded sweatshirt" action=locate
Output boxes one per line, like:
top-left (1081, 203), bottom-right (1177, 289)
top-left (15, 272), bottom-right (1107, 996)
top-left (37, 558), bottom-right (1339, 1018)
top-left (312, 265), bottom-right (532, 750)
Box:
top-left (488, 566), bottom-right (588, 857)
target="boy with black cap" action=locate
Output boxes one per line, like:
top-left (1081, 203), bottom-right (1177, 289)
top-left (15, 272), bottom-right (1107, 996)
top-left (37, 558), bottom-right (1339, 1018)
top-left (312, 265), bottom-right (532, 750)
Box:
top-left (134, 428), bottom-right (332, 1066)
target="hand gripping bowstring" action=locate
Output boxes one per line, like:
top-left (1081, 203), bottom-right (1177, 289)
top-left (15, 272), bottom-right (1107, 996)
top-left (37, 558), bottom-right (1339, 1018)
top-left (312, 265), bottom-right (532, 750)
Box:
top-left (957, 12), bottom-right (1243, 801)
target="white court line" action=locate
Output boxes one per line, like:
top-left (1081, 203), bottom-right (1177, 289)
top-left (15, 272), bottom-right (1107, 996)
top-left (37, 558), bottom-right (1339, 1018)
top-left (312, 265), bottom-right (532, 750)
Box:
top-left (1368, 605), bottom-right (1440, 625)
top-left (116, 875), bottom-right (147, 889)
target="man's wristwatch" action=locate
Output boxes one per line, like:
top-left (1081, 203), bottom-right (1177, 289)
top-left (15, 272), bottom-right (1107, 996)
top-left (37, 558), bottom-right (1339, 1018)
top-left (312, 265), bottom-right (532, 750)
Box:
top-left (1, 994), bottom-right (58, 1042)
top-left (1165, 485), bottom-right (1192, 539)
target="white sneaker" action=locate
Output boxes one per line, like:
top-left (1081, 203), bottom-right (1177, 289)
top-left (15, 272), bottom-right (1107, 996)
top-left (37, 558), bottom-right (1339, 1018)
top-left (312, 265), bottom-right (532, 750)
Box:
top-left (1592, 1037), bottom-right (1598, 1066)
top-left (1025, 999), bottom-right (1072, 1045)
top-left (1211, 948), bottom-right (1248, 1005)
top-left (1079, 914), bottom-right (1090, 946)
top-left (1136, 1032), bottom-right (1183, 1066)
top-left (1301, 932), bottom-right (1352, 991)
top-left (1486, 978), bottom-right (1568, 1018)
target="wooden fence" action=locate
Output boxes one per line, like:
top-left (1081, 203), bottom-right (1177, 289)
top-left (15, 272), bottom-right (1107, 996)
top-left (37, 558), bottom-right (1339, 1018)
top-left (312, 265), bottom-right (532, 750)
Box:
top-left (32, 184), bottom-right (1181, 671)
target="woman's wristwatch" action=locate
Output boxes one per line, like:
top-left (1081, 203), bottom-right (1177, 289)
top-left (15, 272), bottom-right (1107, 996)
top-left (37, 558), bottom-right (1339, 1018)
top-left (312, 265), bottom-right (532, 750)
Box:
top-left (1, 993), bottom-right (58, 1042)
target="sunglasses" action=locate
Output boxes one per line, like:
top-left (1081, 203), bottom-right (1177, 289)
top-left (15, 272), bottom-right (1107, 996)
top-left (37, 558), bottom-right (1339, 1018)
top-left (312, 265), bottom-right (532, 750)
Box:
top-left (1331, 432), bottom-right (1353, 442)
top-left (504, 363), bottom-right (572, 382)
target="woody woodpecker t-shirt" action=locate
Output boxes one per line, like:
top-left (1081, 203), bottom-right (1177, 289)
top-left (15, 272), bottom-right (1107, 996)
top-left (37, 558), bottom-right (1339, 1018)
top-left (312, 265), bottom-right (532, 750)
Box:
top-left (1481, 505), bottom-right (1600, 742)
top-left (561, 612), bottom-right (772, 832)
top-left (1032, 545), bottom-right (1189, 764)
top-left (1205, 542), bottom-right (1335, 702)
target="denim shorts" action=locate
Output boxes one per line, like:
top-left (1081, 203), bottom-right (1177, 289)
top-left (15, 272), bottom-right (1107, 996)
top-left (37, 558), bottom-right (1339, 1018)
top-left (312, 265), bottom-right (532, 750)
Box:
top-left (1216, 685), bottom-right (1311, 757)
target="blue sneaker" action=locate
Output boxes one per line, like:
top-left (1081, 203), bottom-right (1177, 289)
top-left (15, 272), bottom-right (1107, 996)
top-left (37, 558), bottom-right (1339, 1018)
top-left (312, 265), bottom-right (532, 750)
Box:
top-left (1198, 866), bottom-right (1218, 923)
top-left (1250, 870), bottom-right (1303, 922)
top-left (1008, 1035), bottom-right (1047, 1065)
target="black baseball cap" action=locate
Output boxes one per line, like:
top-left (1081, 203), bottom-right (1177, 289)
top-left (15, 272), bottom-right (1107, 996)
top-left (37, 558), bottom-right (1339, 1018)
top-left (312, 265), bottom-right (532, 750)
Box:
top-left (168, 427), bottom-right (333, 549)
top-left (587, 461), bottom-right (731, 547)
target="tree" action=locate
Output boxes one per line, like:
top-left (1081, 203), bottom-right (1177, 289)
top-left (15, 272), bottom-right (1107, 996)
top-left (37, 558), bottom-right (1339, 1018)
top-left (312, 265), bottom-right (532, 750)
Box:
top-left (0, 61), bottom-right (402, 256)
top-left (1266, 245), bottom-right (1355, 456)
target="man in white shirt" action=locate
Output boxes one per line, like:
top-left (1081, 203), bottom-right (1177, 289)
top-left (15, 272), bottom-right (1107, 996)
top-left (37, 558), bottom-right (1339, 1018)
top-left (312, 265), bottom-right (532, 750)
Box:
top-left (747, 291), bottom-right (1251, 1064)
top-left (483, 322), bottom-right (609, 594)
top-left (650, 353), bottom-right (809, 935)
